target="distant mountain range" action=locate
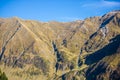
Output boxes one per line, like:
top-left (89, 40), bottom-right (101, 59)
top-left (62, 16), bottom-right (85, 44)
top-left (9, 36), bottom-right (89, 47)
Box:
top-left (0, 10), bottom-right (120, 80)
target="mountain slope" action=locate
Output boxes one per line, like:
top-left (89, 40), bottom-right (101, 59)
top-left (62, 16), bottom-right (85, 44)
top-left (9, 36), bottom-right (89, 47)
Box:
top-left (0, 10), bottom-right (120, 80)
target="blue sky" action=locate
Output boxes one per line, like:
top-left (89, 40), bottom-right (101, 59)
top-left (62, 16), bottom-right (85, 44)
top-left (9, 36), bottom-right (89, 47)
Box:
top-left (0, 0), bottom-right (120, 22)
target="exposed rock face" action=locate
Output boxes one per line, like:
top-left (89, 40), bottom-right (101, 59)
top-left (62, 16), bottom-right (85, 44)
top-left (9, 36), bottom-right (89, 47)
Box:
top-left (0, 10), bottom-right (120, 80)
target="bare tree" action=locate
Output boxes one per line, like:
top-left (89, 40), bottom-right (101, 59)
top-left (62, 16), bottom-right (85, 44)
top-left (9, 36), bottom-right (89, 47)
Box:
top-left (0, 23), bottom-right (21, 61)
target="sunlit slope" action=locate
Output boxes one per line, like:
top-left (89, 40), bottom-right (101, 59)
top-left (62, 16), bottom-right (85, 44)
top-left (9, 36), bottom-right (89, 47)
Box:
top-left (0, 10), bottom-right (120, 80)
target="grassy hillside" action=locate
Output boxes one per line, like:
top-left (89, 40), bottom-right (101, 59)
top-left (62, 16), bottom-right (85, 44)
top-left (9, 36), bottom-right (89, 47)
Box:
top-left (0, 10), bottom-right (120, 80)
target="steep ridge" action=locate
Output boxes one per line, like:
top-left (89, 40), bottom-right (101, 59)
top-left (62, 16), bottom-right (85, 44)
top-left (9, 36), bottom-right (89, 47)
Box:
top-left (55, 10), bottom-right (120, 80)
top-left (0, 10), bottom-right (120, 80)
top-left (86, 34), bottom-right (120, 80)
top-left (80, 10), bottom-right (120, 55)
top-left (0, 18), bottom-right (56, 79)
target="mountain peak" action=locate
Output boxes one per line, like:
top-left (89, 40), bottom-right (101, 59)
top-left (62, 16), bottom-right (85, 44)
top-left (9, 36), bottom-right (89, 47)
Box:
top-left (102, 10), bottom-right (120, 18)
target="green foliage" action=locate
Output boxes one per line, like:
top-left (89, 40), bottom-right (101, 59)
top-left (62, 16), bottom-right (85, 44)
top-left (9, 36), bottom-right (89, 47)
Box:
top-left (0, 69), bottom-right (8, 80)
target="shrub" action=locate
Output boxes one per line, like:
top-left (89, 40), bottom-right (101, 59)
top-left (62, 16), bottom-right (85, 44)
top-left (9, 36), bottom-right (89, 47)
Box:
top-left (0, 69), bottom-right (8, 80)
